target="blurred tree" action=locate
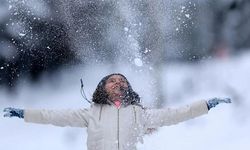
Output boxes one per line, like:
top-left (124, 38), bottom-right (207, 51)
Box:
top-left (201, 0), bottom-right (250, 57)
top-left (0, 0), bottom-right (76, 89)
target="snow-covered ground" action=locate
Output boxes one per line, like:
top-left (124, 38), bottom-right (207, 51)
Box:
top-left (0, 52), bottom-right (249, 150)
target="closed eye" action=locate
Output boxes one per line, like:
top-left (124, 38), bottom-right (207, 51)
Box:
top-left (108, 78), bottom-right (116, 83)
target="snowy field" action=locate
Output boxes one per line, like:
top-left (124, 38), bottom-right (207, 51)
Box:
top-left (1, 51), bottom-right (250, 150)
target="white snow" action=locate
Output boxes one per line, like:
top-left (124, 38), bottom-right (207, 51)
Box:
top-left (19, 33), bottom-right (26, 37)
top-left (143, 48), bottom-right (151, 54)
top-left (1, 51), bottom-right (250, 150)
top-left (124, 27), bottom-right (129, 32)
top-left (134, 58), bottom-right (143, 67)
top-left (8, 5), bottom-right (12, 10)
top-left (185, 14), bottom-right (190, 19)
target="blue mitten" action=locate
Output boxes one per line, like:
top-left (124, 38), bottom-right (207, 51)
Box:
top-left (207, 97), bottom-right (232, 110)
top-left (3, 107), bottom-right (24, 118)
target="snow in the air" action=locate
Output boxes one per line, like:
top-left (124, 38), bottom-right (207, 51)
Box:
top-left (134, 58), bottom-right (143, 67)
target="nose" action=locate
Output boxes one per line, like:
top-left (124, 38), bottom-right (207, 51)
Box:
top-left (115, 80), bottom-right (121, 85)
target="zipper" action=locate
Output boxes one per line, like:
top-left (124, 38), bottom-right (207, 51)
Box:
top-left (99, 104), bottom-right (103, 121)
top-left (133, 106), bottom-right (137, 124)
top-left (117, 108), bottom-right (120, 150)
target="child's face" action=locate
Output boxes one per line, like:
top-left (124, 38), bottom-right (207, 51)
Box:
top-left (105, 75), bottom-right (128, 101)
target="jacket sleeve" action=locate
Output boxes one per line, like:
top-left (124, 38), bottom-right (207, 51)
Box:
top-left (144, 100), bottom-right (208, 128)
top-left (24, 108), bottom-right (90, 127)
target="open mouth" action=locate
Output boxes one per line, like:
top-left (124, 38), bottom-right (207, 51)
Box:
top-left (113, 88), bottom-right (122, 94)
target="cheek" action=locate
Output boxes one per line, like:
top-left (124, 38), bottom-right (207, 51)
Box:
top-left (105, 84), bottom-right (112, 92)
top-left (123, 83), bottom-right (129, 88)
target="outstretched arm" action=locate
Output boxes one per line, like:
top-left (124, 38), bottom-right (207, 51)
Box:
top-left (144, 100), bottom-right (208, 128)
top-left (3, 107), bottom-right (90, 128)
top-left (144, 98), bottom-right (231, 128)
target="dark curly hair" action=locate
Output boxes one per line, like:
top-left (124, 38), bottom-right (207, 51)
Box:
top-left (92, 73), bottom-right (141, 106)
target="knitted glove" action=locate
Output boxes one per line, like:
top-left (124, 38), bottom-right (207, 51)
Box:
top-left (207, 97), bottom-right (231, 110)
top-left (3, 107), bottom-right (24, 118)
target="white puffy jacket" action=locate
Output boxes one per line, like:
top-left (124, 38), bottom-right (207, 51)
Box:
top-left (24, 100), bottom-right (208, 150)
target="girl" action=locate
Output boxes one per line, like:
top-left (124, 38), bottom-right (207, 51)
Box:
top-left (3, 73), bottom-right (231, 150)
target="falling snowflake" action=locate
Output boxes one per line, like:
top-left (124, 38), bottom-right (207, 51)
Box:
top-left (134, 58), bottom-right (143, 67)
top-left (185, 14), bottom-right (190, 19)
top-left (8, 5), bottom-right (12, 10)
top-left (144, 48), bottom-right (151, 54)
top-left (124, 27), bottom-right (129, 32)
top-left (19, 33), bottom-right (26, 37)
